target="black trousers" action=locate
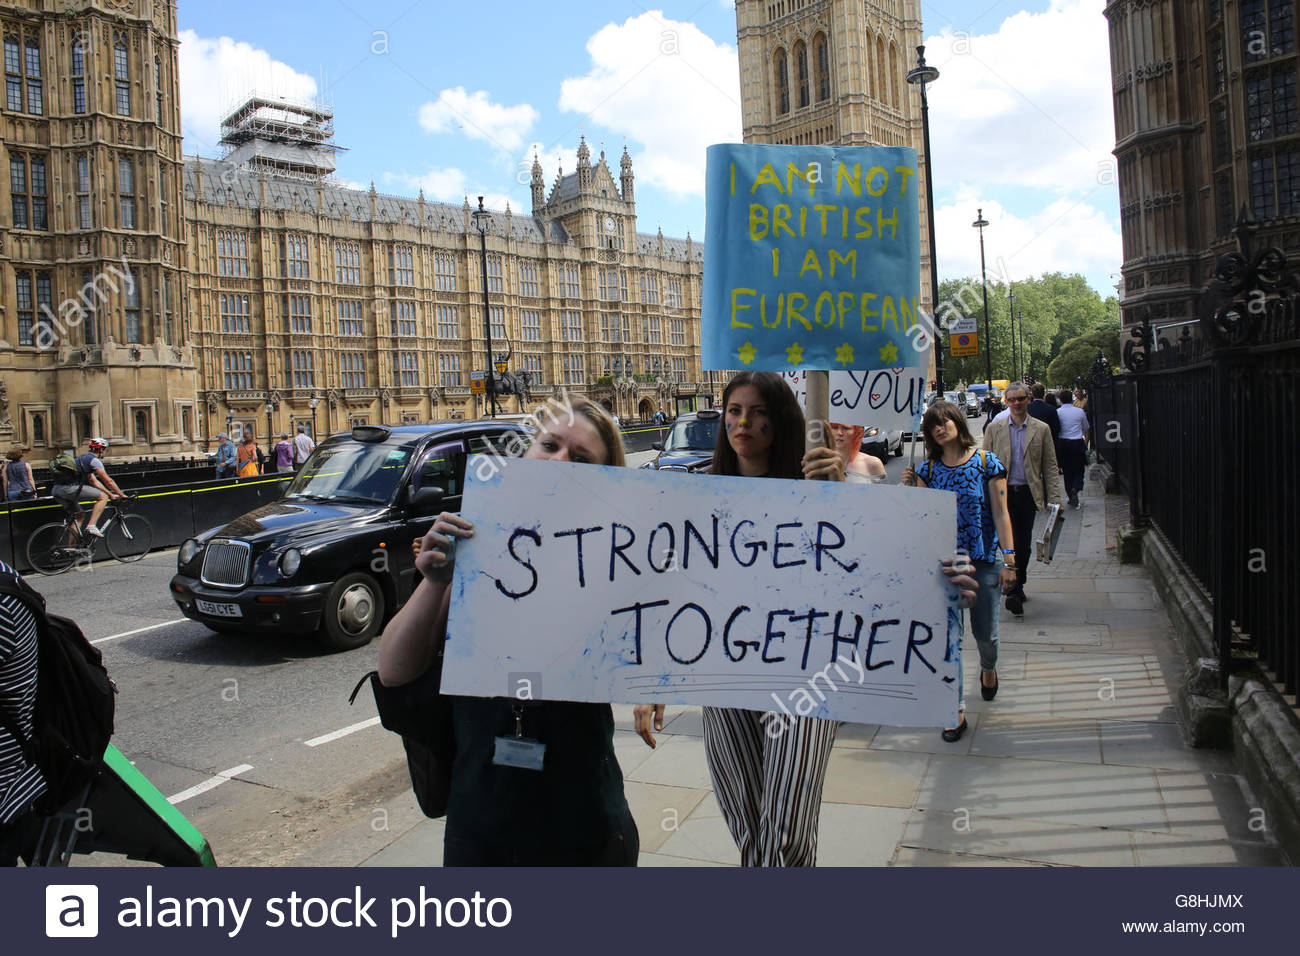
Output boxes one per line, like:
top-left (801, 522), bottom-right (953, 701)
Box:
top-left (1007, 484), bottom-right (1038, 594)
top-left (1058, 438), bottom-right (1088, 494)
top-left (442, 812), bottom-right (640, 867)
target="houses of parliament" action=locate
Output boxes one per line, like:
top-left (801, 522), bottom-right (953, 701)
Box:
top-left (0, 0), bottom-right (925, 456)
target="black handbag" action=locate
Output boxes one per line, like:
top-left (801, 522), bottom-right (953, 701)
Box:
top-left (349, 652), bottom-right (454, 818)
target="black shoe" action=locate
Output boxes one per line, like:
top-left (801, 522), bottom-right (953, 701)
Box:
top-left (940, 717), bottom-right (968, 743)
top-left (1005, 593), bottom-right (1024, 616)
top-left (980, 670), bottom-right (999, 701)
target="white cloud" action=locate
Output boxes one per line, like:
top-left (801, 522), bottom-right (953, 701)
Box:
top-left (178, 30), bottom-right (318, 155)
top-left (417, 87), bottom-right (539, 152)
top-left (934, 189), bottom-right (1122, 293)
top-left (381, 169), bottom-right (514, 213)
top-left (923, 1), bottom-right (1115, 194)
top-left (921, 1), bottom-right (1121, 288)
top-left (559, 11), bottom-right (742, 197)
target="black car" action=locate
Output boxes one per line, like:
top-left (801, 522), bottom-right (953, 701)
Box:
top-left (640, 409), bottom-right (721, 472)
top-left (169, 421), bottom-right (529, 650)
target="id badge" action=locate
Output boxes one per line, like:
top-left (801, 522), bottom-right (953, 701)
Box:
top-left (493, 736), bottom-right (546, 771)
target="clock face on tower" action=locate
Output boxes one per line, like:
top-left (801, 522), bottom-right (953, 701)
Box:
top-left (604, 216), bottom-right (616, 232)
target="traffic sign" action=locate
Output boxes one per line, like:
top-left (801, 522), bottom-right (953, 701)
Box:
top-left (470, 370), bottom-right (486, 395)
top-left (950, 331), bottom-right (979, 357)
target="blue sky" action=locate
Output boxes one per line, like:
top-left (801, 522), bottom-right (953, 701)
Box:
top-left (177, 0), bottom-right (1119, 296)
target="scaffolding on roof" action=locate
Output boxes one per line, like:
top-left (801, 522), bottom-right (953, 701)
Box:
top-left (218, 93), bottom-right (344, 181)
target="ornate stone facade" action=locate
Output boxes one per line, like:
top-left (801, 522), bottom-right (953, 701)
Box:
top-left (0, 0), bottom-right (195, 458)
top-left (1106, 0), bottom-right (1299, 346)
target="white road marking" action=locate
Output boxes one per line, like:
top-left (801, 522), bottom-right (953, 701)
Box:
top-left (167, 764), bottom-right (255, 805)
top-left (92, 618), bottom-right (189, 645)
top-left (305, 717), bottom-right (381, 748)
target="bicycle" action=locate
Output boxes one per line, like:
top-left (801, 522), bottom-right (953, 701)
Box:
top-left (25, 494), bottom-right (153, 574)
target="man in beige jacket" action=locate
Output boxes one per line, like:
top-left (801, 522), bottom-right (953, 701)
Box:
top-left (984, 381), bottom-right (1061, 616)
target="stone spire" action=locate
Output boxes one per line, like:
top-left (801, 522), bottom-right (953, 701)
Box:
top-left (577, 135), bottom-right (592, 191)
top-left (530, 151), bottom-right (545, 216)
top-left (620, 145), bottom-right (634, 203)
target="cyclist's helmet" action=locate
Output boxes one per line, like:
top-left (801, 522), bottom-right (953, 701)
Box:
top-left (88, 437), bottom-right (108, 453)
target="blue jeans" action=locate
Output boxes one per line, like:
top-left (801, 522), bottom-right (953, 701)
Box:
top-left (953, 559), bottom-right (1001, 712)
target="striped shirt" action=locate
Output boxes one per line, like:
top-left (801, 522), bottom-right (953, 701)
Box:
top-left (0, 560), bottom-right (46, 823)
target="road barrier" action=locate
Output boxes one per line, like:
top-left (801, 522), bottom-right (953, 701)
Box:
top-left (0, 472), bottom-right (295, 574)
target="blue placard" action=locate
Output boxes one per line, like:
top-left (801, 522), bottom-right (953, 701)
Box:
top-left (702, 142), bottom-right (921, 372)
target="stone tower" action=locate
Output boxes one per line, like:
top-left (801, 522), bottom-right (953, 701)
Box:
top-left (0, 0), bottom-right (197, 456)
top-left (734, 0), bottom-right (934, 373)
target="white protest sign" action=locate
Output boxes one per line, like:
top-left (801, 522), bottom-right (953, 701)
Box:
top-left (441, 456), bottom-right (960, 728)
top-left (782, 367), bottom-right (926, 431)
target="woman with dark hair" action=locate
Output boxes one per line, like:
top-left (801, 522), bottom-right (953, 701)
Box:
top-left (2, 449), bottom-right (35, 501)
top-left (378, 396), bottom-right (644, 866)
top-left (902, 401), bottom-right (1016, 741)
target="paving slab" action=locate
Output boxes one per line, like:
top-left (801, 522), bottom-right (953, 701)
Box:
top-left (815, 804), bottom-right (910, 866)
top-left (970, 714), bottom-right (1103, 765)
top-left (656, 811), bottom-right (741, 865)
top-left (869, 711), bottom-right (981, 755)
top-left (900, 808), bottom-right (1139, 866)
top-left (1131, 830), bottom-right (1285, 867)
top-left (1099, 721), bottom-right (1236, 774)
top-left (819, 748), bottom-right (931, 807)
top-left (623, 780), bottom-right (709, 853)
top-left (997, 623), bottom-right (1107, 647)
top-left (625, 734), bottom-right (715, 790)
top-left (891, 846), bottom-right (1046, 866)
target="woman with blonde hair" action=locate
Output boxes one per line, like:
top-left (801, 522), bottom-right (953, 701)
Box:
top-left (379, 395), bottom-right (642, 865)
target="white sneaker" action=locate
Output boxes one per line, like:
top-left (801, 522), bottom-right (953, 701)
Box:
top-left (84, 525), bottom-right (104, 538)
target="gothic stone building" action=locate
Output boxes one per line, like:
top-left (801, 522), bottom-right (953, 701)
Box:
top-left (734, 0), bottom-right (934, 376)
top-left (185, 137), bottom-right (704, 445)
top-left (1107, 0), bottom-right (1298, 346)
top-left (0, 0), bottom-right (705, 458)
top-left (0, 0), bottom-right (194, 457)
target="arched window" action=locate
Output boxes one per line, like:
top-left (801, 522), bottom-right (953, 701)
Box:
top-left (889, 42), bottom-right (900, 109)
top-left (113, 36), bottom-right (130, 116)
top-left (30, 413), bottom-right (45, 446)
top-left (876, 36), bottom-right (888, 109)
top-left (774, 48), bottom-right (789, 115)
top-left (793, 40), bottom-right (809, 108)
top-left (71, 36), bottom-right (85, 114)
top-left (814, 33), bottom-right (830, 102)
top-left (134, 409), bottom-right (149, 443)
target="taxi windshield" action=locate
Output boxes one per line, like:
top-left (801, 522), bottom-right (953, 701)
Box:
top-left (665, 416), bottom-right (720, 452)
top-left (284, 442), bottom-right (409, 504)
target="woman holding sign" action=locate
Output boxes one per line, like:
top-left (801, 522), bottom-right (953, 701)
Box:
top-left (901, 400), bottom-right (1017, 742)
top-left (377, 396), bottom-right (646, 866)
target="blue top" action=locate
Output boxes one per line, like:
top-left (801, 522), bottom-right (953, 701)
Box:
top-left (73, 453), bottom-right (105, 480)
top-left (216, 442), bottom-right (238, 470)
top-left (918, 450), bottom-right (1007, 563)
top-left (4, 460), bottom-right (31, 491)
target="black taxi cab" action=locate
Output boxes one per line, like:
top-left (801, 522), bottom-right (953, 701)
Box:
top-left (169, 420), bottom-right (529, 650)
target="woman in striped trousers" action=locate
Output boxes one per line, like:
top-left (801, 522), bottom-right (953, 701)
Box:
top-left (635, 371), bottom-right (844, 866)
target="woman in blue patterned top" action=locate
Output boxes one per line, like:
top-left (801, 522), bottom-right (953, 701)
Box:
top-left (901, 401), bottom-right (1017, 742)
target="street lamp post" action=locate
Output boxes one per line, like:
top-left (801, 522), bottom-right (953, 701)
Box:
top-left (972, 209), bottom-right (994, 415)
top-left (471, 196), bottom-right (497, 418)
top-left (1025, 329), bottom-right (1034, 381)
top-left (308, 396), bottom-right (319, 439)
top-left (264, 401), bottom-right (274, 468)
top-left (1016, 311), bottom-right (1025, 381)
top-left (907, 46), bottom-right (945, 395)
top-left (1008, 284), bottom-right (1017, 383)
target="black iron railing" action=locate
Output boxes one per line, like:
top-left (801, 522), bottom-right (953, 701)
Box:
top-left (1091, 211), bottom-right (1299, 698)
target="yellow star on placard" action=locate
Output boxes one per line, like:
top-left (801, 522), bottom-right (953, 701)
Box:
top-left (785, 342), bottom-right (805, 365)
top-left (737, 341), bottom-right (757, 365)
top-left (878, 341), bottom-right (900, 364)
top-left (835, 343), bottom-right (855, 366)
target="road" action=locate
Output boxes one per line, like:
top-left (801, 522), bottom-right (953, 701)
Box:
top-left (27, 434), bottom-right (934, 866)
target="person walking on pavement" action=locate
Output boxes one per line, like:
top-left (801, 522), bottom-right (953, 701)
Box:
top-left (214, 433), bottom-right (237, 479)
top-left (236, 433), bottom-right (260, 477)
top-left (984, 383), bottom-right (1061, 616)
top-left (1027, 383), bottom-right (1060, 442)
top-left (1055, 390), bottom-right (1090, 508)
top-left (273, 433), bottom-right (294, 474)
top-left (902, 401), bottom-right (1017, 741)
top-left (292, 424), bottom-right (316, 470)
top-left (2, 449), bottom-right (36, 501)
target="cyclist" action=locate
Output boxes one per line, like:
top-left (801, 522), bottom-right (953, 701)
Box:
top-left (50, 438), bottom-right (125, 538)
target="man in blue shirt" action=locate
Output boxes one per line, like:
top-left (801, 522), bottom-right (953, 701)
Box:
top-left (50, 438), bottom-right (124, 538)
top-left (214, 433), bottom-right (237, 479)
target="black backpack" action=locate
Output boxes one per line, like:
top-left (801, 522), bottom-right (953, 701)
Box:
top-left (0, 570), bottom-right (116, 817)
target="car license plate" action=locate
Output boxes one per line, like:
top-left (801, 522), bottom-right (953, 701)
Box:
top-left (196, 600), bottom-right (242, 618)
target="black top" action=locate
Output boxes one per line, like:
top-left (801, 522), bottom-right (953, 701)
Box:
top-left (446, 696), bottom-right (630, 854)
top-left (1027, 399), bottom-right (1061, 440)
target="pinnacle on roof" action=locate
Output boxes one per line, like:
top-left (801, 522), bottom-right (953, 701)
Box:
top-left (621, 145), bottom-right (633, 170)
top-left (577, 135), bottom-right (591, 166)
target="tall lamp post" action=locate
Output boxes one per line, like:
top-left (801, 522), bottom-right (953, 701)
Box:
top-left (972, 209), bottom-right (994, 414)
top-left (1024, 329), bottom-right (1034, 381)
top-left (1016, 310), bottom-right (1025, 381)
top-left (470, 196), bottom-right (497, 418)
top-left (263, 401), bottom-right (274, 467)
top-left (1007, 284), bottom-right (1017, 384)
top-left (308, 396), bottom-right (319, 439)
top-left (907, 46), bottom-right (945, 394)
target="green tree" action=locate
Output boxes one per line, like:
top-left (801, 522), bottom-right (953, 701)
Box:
top-left (1045, 319), bottom-right (1121, 386)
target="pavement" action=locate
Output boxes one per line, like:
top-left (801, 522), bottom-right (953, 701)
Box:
top-left (352, 445), bottom-right (1289, 867)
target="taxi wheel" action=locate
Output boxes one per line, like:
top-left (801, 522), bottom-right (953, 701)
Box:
top-left (320, 571), bottom-right (386, 650)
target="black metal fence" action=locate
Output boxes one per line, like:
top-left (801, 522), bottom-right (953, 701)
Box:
top-left (1090, 215), bottom-right (1298, 698)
